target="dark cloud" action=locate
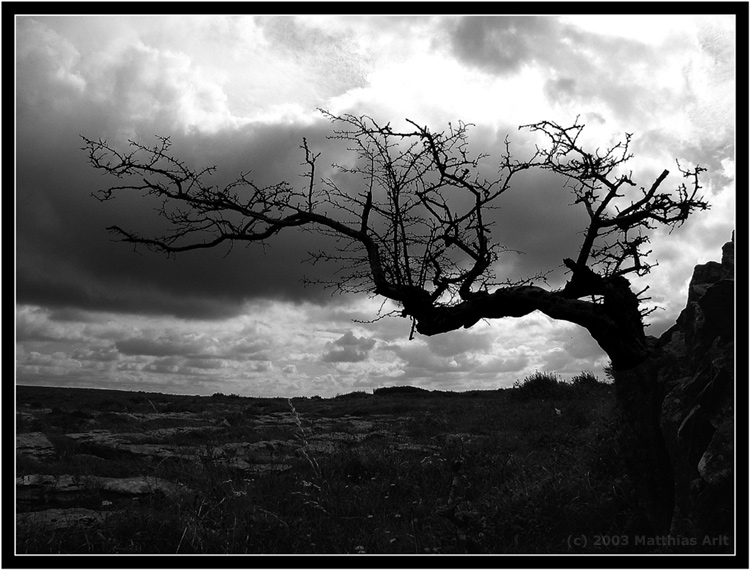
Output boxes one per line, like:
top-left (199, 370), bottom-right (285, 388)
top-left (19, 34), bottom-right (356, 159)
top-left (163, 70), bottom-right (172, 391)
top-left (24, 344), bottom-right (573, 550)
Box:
top-left (16, 98), bottom-right (354, 320)
top-left (182, 358), bottom-right (229, 370)
top-left (444, 16), bottom-right (654, 122)
top-left (48, 308), bottom-right (110, 323)
top-left (112, 328), bottom-right (273, 363)
top-left (16, 16), bottom-right (693, 327)
top-left (14, 43), bottom-right (588, 324)
top-left (482, 165), bottom-right (592, 286)
top-left (445, 16), bottom-right (569, 75)
top-left (14, 16), bottom-right (733, 399)
top-left (115, 337), bottom-right (201, 358)
top-left (16, 17), bottom-right (370, 321)
top-left (543, 77), bottom-right (578, 104)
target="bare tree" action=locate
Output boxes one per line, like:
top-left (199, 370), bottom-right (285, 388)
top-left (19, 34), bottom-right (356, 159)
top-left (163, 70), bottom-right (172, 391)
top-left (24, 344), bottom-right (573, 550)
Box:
top-left (83, 110), bottom-right (712, 533)
top-left (82, 110), bottom-right (708, 372)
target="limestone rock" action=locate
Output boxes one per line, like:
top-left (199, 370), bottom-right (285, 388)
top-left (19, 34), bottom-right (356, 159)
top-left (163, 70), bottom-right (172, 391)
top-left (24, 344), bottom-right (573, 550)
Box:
top-left (16, 411), bottom-right (37, 427)
top-left (64, 429), bottom-right (207, 461)
top-left (657, 235), bottom-right (734, 551)
top-left (17, 473), bottom-right (191, 499)
top-left (16, 432), bottom-right (56, 461)
top-left (98, 476), bottom-right (190, 498)
top-left (17, 508), bottom-right (112, 531)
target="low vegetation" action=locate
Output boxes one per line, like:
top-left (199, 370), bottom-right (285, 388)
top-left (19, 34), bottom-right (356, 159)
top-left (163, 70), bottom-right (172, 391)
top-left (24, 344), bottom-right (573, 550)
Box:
top-left (16, 372), bottom-right (641, 555)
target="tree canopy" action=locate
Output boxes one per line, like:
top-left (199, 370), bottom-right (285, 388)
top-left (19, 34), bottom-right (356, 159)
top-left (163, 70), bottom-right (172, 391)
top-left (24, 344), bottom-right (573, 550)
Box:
top-left (83, 110), bottom-right (708, 369)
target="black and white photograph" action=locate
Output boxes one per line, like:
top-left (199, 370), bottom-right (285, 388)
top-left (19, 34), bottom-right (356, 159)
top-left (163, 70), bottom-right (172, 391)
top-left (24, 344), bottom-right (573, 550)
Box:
top-left (11, 7), bottom-right (742, 562)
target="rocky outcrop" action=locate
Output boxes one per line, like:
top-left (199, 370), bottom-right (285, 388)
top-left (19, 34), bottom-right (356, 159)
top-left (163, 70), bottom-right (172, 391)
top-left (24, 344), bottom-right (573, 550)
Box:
top-left (656, 236), bottom-right (734, 550)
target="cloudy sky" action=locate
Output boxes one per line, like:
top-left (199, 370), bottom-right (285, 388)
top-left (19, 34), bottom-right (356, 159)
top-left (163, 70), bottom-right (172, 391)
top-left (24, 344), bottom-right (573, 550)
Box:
top-left (15, 13), bottom-right (736, 398)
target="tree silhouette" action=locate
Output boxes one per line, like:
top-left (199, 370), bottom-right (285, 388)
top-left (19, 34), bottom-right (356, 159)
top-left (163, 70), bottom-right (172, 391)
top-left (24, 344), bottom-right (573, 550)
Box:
top-left (82, 110), bottom-right (708, 372)
top-left (83, 110), bottom-right (714, 534)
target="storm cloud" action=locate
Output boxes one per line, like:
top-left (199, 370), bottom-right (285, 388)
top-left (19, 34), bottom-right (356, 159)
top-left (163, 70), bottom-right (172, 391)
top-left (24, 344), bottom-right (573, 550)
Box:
top-left (14, 13), bottom-right (737, 397)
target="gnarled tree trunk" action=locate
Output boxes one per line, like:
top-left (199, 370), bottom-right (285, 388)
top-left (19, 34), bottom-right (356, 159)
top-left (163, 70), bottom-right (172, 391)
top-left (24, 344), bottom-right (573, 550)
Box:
top-left (613, 353), bottom-right (676, 534)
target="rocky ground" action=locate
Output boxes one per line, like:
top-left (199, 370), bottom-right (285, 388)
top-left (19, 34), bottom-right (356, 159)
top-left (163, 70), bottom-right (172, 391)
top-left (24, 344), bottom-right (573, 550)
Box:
top-left (16, 391), bottom-right (442, 535)
top-left (20, 379), bottom-right (730, 555)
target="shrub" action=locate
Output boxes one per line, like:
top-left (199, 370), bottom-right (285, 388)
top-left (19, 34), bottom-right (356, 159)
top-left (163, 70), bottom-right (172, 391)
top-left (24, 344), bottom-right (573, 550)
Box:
top-left (571, 371), bottom-right (603, 390)
top-left (511, 372), bottom-right (571, 401)
top-left (603, 363), bottom-right (615, 383)
top-left (333, 391), bottom-right (371, 400)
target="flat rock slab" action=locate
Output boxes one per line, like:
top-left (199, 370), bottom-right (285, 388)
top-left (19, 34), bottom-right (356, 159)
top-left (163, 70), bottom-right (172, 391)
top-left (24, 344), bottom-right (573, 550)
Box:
top-left (16, 432), bottom-right (56, 461)
top-left (17, 474), bottom-right (191, 499)
top-left (16, 411), bottom-right (37, 424)
top-left (223, 459), bottom-right (293, 473)
top-left (304, 441), bottom-right (339, 454)
top-left (336, 417), bottom-right (376, 432)
top-left (63, 430), bottom-right (298, 473)
top-left (17, 508), bottom-right (113, 530)
top-left (254, 413), bottom-right (299, 426)
top-left (65, 430), bottom-right (205, 461)
top-left (221, 439), bottom-right (294, 454)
